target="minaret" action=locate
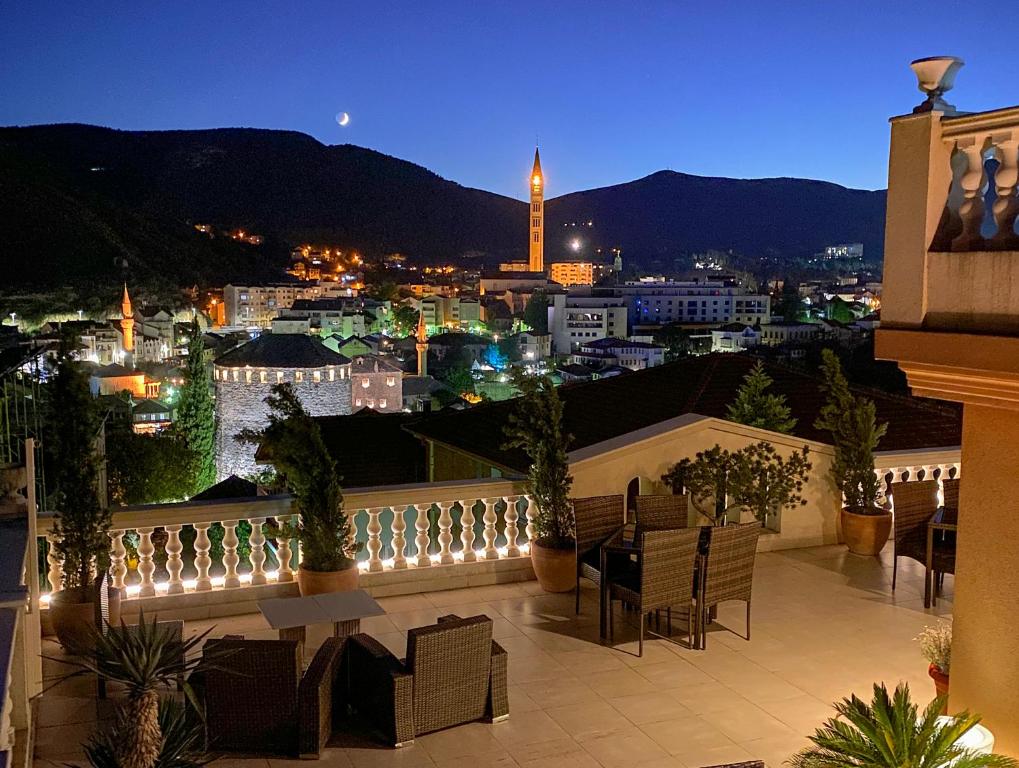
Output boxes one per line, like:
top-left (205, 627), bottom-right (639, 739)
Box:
top-left (529, 147), bottom-right (544, 273)
top-left (415, 310), bottom-right (429, 376)
top-left (120, 283), bottom-right (135, 361)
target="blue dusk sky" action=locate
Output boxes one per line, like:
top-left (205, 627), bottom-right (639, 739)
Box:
top-left (2, 1), bottom-right (1016, 199)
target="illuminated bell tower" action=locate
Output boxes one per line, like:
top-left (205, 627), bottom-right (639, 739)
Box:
top-left (120, 283), bottom-right (135, 359)
top-left (529, 147), bottom-right (544, 273)
top-left (415, 310), bottom-right (429, 376)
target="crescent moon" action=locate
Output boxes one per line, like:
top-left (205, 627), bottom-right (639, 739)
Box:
top-left (337, 112), bottom-right (350, 127)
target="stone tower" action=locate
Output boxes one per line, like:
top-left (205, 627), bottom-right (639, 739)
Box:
top-left (529, 147), bottom-right (544, 273)
top-left (415, 310), bottom-right (429, 376)
top-left (120, 283), bottom-right (135, 358)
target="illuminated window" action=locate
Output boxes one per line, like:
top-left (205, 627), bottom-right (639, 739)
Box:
top-left (367, 399), bottom-right (375, 408)
top-left (355, 398), bottom-right (362, 407)
top-left (313, 370), bottom-right (321, 383)
top-left (533, 232), bottom-right (540, 243)
top-left (386, 376), bottom-right (396, 387)
top-left (259, 371), bottom-right (267, 383)
top-left (361, 378), bottom-right (370, 388)
top-left (328, 368), bottom-right (335, 381)
top-left (379, 398), bottom-right (387, 409)
top-left (532, 203), bottom-right (540, 213)
top-left (231, 370), bottom-right (238, 382)
top-left (244, 369), bottom-right (252, 383)
top-left (295, 371), bottom-right (303, 383)
top-left (276, 371), bottom-right (284, 383)
top-left (532, 218), bottom-right (540, 228)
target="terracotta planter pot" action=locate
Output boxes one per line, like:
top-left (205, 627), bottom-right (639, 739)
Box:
top-left (49, 587), bottom-right (122, 652)
top-left (530, 540), bottom-right (576, 593)
top-left (297, 564), bottom-right (359, 596)
top-left (840, 507), bottom-right (893, 556)
top-left (929, 663), bottom-right (949, 711)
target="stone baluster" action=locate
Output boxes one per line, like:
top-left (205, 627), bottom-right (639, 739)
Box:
top-left (482, 497), bottom-right (500, 560)
top-left (503, 496), bottom-right (520, 557)
top-left (391, 505), bottom-right (408, 569)
top-left (249, 517), bottom-right (267, 585)
top-left (524, 496), bottom-right (536, 541)
top-left (193, 522), bottom-right (213, 591)
top-left (276, 516), bottom-right (294, 582)
top-left (414, 503), bottom-right (431, 567)
top-left (46, 533), bottom-right (63, 593)
top-left (109, 530), bottom-right (127, 589)
top-left (873, 469), bottom-right (888, 508)
top-left (992, 136), bottom-right (1019, 248)
top-left (346, 510), bottom-right (359, 558)
top-left (437, 501), bottom-right (454, 564)
top-left (460, 499), bottom-right (477, 562)
top-left (952, 138), bottom-right (988, 251)
top-left (165, 525), bottom-right (184, 594)
top-left (136, 527), bottom-right (156, 597)
top-left (222, 520), bottom-right (240, 588)
top-left (366, 507), bottom-right (384, 572)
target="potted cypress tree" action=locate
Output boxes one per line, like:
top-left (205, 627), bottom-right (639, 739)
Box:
top-left (814, 349), bottom-right (891, 555)
top-left (239, 383), bottom-right (360, 594)
top-left (46, 348), bottom-right (116, 651)
top-left (504, 374), bottom-right (575, 592)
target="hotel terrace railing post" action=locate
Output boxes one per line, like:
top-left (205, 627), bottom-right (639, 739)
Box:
top-left (34, 479), bottom-right (533, 618)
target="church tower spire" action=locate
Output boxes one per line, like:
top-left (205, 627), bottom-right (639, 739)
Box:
top-left (120, 282), bottom-right (135, 356)
top-left (528, 147), bottom-right (544, 273)
top-left (415, 310), bottom-right (429, 376)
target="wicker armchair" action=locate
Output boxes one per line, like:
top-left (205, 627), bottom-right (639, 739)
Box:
top-left (202, 637), bottom-right (346, 757)
top-left (890, 480), bottom-right (939, 590)
top-left (344, 614), bottom-right (508, 747)
top-left (700, 524), bottom-right (761, 648)
top-left (607, 528), bottom-right (701, 656)
top-left (572, 494), bottom-right (626, 614)
top-left (634, 494), bottom-right (689, 542)
top-left (942, 478), bottom-right (960, 518)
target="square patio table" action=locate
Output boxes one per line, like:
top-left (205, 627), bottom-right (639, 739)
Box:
top-left (258, 589), bottom-right (385, 646)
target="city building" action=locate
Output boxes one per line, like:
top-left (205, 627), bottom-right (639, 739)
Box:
top-left (212, 320), bottom-right (353, 479)
top-left (88, 363), bottom-right (148, 398)
top-left (758, 320), bottom-right (821, 347)
top-left (617, 280), bottom-right (770, 326)
top-left (278, 298), bottom-right (381, 337)
top-left (223, 281), bottom-right (322, 327)
top-left (349, 355), bottom-right (403, 413)
top-left (710, 322), bottom-right (761, 352)
top-left (549, 261), bottom-right (597, 287)
top-left (571, 337), bottom-right (666, 370)
top-left (529, 147), bottom-right (544, 272)
top-left (415, 296), bottom-right (481, 330)
top-left (547, 292), bottom-right (628, 354)
top-left (514, 331), bottom-right (551, 361)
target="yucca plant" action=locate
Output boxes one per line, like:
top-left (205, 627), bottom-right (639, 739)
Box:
top-left (81, 697), bottom-right (206, 768)
top-left (790, 682), bottom-right (1017, 768)
top-left (54, 613), bottom-right (215, 768)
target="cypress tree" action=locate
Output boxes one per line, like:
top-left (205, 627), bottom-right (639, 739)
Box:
top-left (176, 321), bottom-right (216, 494)
top-left (726, 361), bottom-right (797, 434)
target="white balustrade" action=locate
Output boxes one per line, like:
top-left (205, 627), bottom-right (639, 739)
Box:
top-left (136, 527), bottom-right (156, 597)
top-left (524, 497), bottom-right (536, 541)
top-left (483, 498), bottom-right (499, 560)
top-left (460, 499), bottom-right (477, 563)
top-left (390, 505), bottom-right (408, 569)
top-left (437, 502), bottom-right (454, 564)
top-left (249, 517), bottom-right (267, 585)
top-left (503, 496), bottom-right (520, 557)
top-left (194, 522), bottom-right (213, 592)
top-left (414, 503), bottom-right (431, 567)
top-left (165, 525), bottom-right (184, 595)
top-left (276, 517), bottom-right (294, 582)
top-left (46, 533), bottom-right (62, 593)
top-left (109, 530), bottom-right (127, 589)
top-left (366, 507), bottom-right (383, 572)
top-left (221, 521), bottom-right (240, 589)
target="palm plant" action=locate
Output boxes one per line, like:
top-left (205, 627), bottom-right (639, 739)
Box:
top-left (82, 697), bottom-right (206, 768)
top-left (55, 614), bottom-right (215, 768)
top-left (791, 682), bottom-right (1017, 768)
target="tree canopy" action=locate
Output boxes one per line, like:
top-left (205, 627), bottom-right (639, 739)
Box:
top-left (174, 321), bottom-right (216, 495)
top-left (725, 361), bottom-right (797, 433)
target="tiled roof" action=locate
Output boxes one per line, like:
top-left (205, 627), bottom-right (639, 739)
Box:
top-left (91, 363), bottom-right (142, 378)
top-left (406, 353), bottom-right (962, 474)
top-left (214, 333), bottom-right (350, 368)
top-left (192, 475), bottom-right (258, 501)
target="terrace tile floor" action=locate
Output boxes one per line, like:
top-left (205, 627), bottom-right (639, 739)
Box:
top-left (34, 545), bottom-right (953, 768)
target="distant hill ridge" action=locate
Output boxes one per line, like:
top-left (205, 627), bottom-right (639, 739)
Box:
top-left (0, 124), bottom-right (886, 287)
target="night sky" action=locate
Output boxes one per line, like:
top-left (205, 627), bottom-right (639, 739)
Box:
top-left (3, 1), bottom-right (1016, 199)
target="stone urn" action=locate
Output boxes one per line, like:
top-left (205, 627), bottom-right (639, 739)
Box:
top-left (840, 506), bottom-right (893, 556)
top-left (910, 56), bottom-right (964, 113)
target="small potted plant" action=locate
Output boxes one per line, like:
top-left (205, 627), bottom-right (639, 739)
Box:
top-left (918, 622), bottom-right (952, 709)
top-left (504, 374), bottom-right (575, 592)
top-left (239, 383), bottom-right (360, 595)
top-left (814, 349), bottom-right (891, 555)
top-left (729, 441), bottom-right (811, 527)
top-left (45, 348), bottom-right (117, 650)
top-left (662, 445), bottom-right (736, 526)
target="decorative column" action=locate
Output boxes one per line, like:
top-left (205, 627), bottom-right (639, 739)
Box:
top-left (460, 499), bottom-right (477, 562)
top-left (390, 505), bottom-right (408, 569)
top-left (366, 508), bottom-right (383, 572)
top-left (109, 530), bottom-right (127, 589)
top-left (503, 496), bottom-right (520, 557)
top-left (248, 517), bottom-right (267, 585)
top-left (482, 497), bottom-right (499, 560)
top-left (952, 138), bottom-right (988, 251)
top-left (136, 527), bottom-right (156, 597)
top-left (193, 522), bottom-right (212, 592)
top-left (221, 521), bottom-right (240, 588)
top-left (46, 533), bottom-right (63, 593)
top-left (275, 518), bottom-right (294, 582)
top-left (991, 137), bottom-right (1019, 248)
top-left (437, 502), bottom-right (454, 564)
top-left (164, 525), bottom-right (184, 594)
top-left (524, 496), bottom-right (536, 541)
top-left (414, 503), bottom-right (431, 567)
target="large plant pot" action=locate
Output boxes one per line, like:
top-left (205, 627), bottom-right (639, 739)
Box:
top-left (929, 663), bottom-right (949, 711)
top-left (49, 587), bottom-right (122, 652)
top-left (297, 564), bottom-right (359, 596)
top-left (840, 506), bottom-right (892, 556)
top-left (530, 540), bottom-right (576, 593)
